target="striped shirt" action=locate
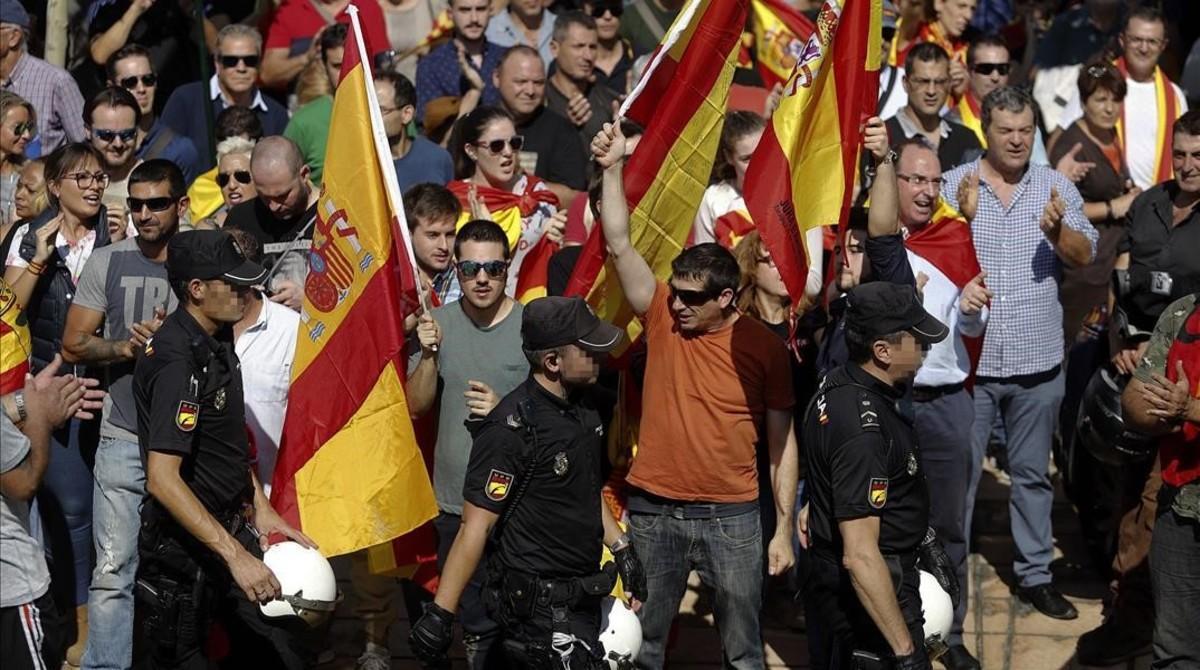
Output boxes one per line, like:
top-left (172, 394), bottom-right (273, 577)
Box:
top-left (942, 159), bottom-right (1097, 378)
top-left (2, 52), bottom-right (87, 155)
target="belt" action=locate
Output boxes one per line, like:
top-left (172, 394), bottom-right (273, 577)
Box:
top-left (627, 490), bottom-right (758, 519)
top-left (500, 566), bottom-right (616, 606)
top-left (911, 382), bottom-right (965, 403)
top-left (976, 364), bottom-right (1060, 389)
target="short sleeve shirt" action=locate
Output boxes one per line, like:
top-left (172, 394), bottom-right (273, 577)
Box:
top-left (1, 414), bottom-right (51, 607)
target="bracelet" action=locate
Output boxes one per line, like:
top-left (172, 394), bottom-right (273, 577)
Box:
top-left (12, 390), bottom-right (27, 424)
top-left (609, 534), bottom-right (631, 553)
top-left (25, 261), bottom-right (45, 276)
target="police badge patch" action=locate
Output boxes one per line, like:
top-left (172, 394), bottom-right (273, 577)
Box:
top-left (214, 388), bottom-right (226, 411)
top-left (869, 478), bottom-right (888, 508)
top-left (554, 451), bottom-right (568, 476)
top-left (485, 469), bottom-right (514, 501)
top-left (176, 401), bottom-right (200, 432)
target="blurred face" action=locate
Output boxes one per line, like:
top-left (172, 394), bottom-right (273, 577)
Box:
top-left (127, 179), bottom-right (182, 243)
top-left (375, 79), bottom-right (415, 140)
top-left (467, 118), bottom-right (520, 186)
top-left (323, 46), bottom-right (344, 89)
top-left (551, 344), bottom-right (604, 385)
top-left (968, 45), bottom-right (1009, 99)
top-left (984, 106), bottom-right (1035, 173)
top-left (1082, 87), bottom-right (1121, 131)
top-left (729, 129), bottom-right (763, 192)
top-left (1172, 132), bottom-right (1200, 195)
top-left (215, 35), bottom-right (260, 95)
top-left (496, 53), bottom-right (546, 118)
top-left (753, 243), bottom-right (787, 300)
top-left (1120, 17), bottom-right (1166, 78)
top-left (877, 331), bottom-right (926, 378)
top-left (903, 59), bottom-right (950, 118)
top-left (0, 104), bottom-right (33, 157)
top-left (13, 160), bottom-right (45, 220)
top-left (583, 1), bottom-right (621, 41)
top-left (217, 152), bottom-right (255, 207)
top-left (253, 162), bottom-right (311, 221)
top-left (456, 239), bottom-right (508, 310)
top-left (451, 0), bottom-right (491, 41)
top-left (934, 0), bottom-right (977, 37)
top-left (668, 275), bottom-right (733, 332)
top-left (412, 214), bottom-right (457, 274)
top-left (89, 104), bottom-right (139, 170)
top-left (112, 54), bottom-right (156, 116)
top-left (509, 0), bottom-right (543, 20)
top-left (195, 278), bottom-right (251, 323)
top-left (896, 145), bottom-right (942, 227)
top-left (50, 155), bottom-right (105, 220)
top-left (835, 228), bottom-right (868, 292)
top-left (552, 24), bottom-right (598, 81)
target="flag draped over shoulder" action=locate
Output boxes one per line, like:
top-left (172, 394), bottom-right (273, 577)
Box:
top-left (751, 0), bottom-right (816, 89)
top-left (1114, 57), bottom-right (1182, 186)
top-left (565, 0), bottom-right (749, 353)
top-left (0, 281), bottom-right (30, 394)
top-left (270, 8), bottom-right (437, 558)
top-left (744, 0), bottom-right (881, 303)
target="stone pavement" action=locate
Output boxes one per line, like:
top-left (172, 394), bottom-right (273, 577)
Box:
top-left (320, 470), bottom-right (1153, 669)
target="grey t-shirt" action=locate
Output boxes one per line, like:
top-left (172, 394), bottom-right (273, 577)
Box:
top-left (73, 237), bottom-right (178, 441)
top-left (1, 414), bottom-right (50, 607)
top-left (409, 300), bottom-right (528, 514)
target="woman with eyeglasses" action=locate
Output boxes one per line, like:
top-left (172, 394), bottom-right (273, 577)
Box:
top-left (197, 137), bottom-right (258, 230)
top-left (448, 106), bottom-right (561, 298)
top-left (0, 91), bottom-right (36, 232)
top-left (1, 143), bottom-right (116, 662)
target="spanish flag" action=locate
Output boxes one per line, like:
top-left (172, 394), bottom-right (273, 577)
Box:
top-left (957, 92), bottom-right (985, 146)
top-left (744, 0), bottom-right (881, 303)
top-left (565, 0), bottom-right (750, 352)
top-left (270, 6), bottom-right (438, 558)
top-left (750, 0), bottom-right (816, 89)
top-left (1115, 57), bottom-right (1182, 186)
top-left (0, 280), bottom-right (30, 394)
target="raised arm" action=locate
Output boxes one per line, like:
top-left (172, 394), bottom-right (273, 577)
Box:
top-left (590, 122), bottom-right (656, 317)
top-left (863, 117), bottom-right (900, 239)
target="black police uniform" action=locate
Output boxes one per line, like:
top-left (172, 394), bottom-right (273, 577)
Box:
top-left (464, 377), bottom-right (615, 669)
top-left (802, 362), bottom-right (931, 669)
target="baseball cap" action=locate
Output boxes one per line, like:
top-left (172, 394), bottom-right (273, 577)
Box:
top-left (0, 0), bottom-right (30, 30)
top-left (845, 281), bottom-right (948, 345)
top-left (167, 230), bottom-right (268, 286)
top-left (522, 296), bottom-right (623, 353)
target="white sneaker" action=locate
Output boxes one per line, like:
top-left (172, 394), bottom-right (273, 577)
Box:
top-left (355, 642), bottom-right (391, 670)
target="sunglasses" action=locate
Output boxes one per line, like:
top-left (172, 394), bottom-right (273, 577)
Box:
top-left (127, 196), bottom-right (177, 212)
top-left (118, 73), bottom-right (158, 89)
top-left (456, 259), bottom-right (508, 278)
top-left (216, 170), bottom-right (253, 187)
top-left (93, 127), bottom-right (137, 144)
top-left (10, 121), bottom-right (35, 137)
top-left (474, 135), bottom-right (524, 154)
top-left (971, 62), bottom-right (1010, 76)
top-left (588, 2), bottom-right (623, 17)
top-left (219, 54), bottom-right (260, 68)
top-left (669, 284), bottom-right (717, 307)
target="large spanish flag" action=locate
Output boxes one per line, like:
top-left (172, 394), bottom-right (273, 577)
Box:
top-left (751, 0), bottom-right (816, 89)
top-left (565, 0), bottom-right (749, 351)
top-left (270, 7), bottom-right (438, 558)
top-left (744, 0), bottom-right (881, 303)
top-left (0, 280), bottom-right (31, 394)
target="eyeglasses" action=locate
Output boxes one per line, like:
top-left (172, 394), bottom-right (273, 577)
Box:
top-left (908, 76), bottom-right (949, 90)
top-left (219, 54), bottom-right (260, 68)
top-left (127, 196), bottom-right (177, 212)
top-left (9, 121), bottom-right (35, 137)
top-left (63, 171), bottom-right (110, 189)
top-left (896, 173), bottom-right (945, 188)
top-left (588, 2), bottom-right (623, 18)
top-left (118, 73), bottom-right (157, 89)
top-left (474, 136), bottom-right (524, 154)
top-left (669, 284), bottom-right (717, 307)
top-left (93, 127), bottom-right (137, 144)
top-left (216, 170), bottom-right (252, 187)
top-left (1123, 35), bottom-right (1164, 50)
top-left (456, 259), bottom-right (508, 278)
top-left (971, 62), bottom-right (1010, 76)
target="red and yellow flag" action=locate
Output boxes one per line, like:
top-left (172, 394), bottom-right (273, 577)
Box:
top-left (744, 0), bottom-right (882, 303)
top-left (957, 92), bottom-right (985, 146)
top-left (751, 0), bottom-right (816, 89)
top-left (1115, 57), bottom-right (1182, 185)
top-left (0, 280), bottom-right (30, 394)
top-left (270, 7), bottom-right (437, 558)
top-left (565, 0), bottom-right (750, 352)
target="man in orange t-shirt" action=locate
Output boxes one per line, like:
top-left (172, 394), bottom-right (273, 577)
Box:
top-left (591, 123), bottom-right (799, 668)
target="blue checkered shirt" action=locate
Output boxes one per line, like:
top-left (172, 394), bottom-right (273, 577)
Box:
top-left (942, 160), bottom-right (1097, 378)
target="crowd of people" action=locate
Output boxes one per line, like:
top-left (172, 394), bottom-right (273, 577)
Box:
top-left (1, 0), bottom-right (1199, 669)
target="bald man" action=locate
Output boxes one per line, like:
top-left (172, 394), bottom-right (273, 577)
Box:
top-left (224, 136), bottom-right (320, 310)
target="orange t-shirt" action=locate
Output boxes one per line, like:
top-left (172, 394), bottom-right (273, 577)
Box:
top-left (626, 283), bottom-right (795, 503)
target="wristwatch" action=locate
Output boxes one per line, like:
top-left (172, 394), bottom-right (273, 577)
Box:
top-left (11, 390), bottom-right (27, 425)
top-left (865, 149), bottom-right (898, 180)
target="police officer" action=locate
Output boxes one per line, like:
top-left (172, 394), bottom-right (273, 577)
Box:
top-left (801, 282), bottom-right (959, 670)
top-left (133, 230), bottom-right (317, 669)
top-left (409, 296), bottom-right (647, 669)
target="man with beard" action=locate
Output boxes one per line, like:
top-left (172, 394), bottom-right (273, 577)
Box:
top-left (415, 0), bottom-right (505, 125)
top-left (85, 87), bottom-right (143, 243)
top-left (107, 44), bottom-right (201, 184)
top-left (61, 159), bottom-right (185, 670)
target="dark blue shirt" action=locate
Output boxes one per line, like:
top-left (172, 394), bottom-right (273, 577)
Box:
top-left (137, 118), bottom-right (201, 184)
top-left (159, 79), bottom-right (289, 172)
top-left (393, 136), bottom-right (454, 192)
top-left (415, 40), bottom-right (505, 123)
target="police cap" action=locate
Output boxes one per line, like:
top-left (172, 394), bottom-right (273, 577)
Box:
top-left (846, 281), bottom-right (948, 345)
top-left (522, 296), bottom-right (623, 352)
top-left (167, 230), bottom-right (268, 286)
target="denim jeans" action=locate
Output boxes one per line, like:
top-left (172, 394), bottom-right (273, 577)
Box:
top-left (1150, 487), bottom-right (1200, 669)
top-left (83, 436), bottom-right (144, 670)
top-left (38, 417), bottom-right (96, 607)
top-left (627, 508), bottom-right (764, 669)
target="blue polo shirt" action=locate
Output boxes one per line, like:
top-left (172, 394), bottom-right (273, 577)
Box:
top-left (160, 76), bottom-right (289, 171)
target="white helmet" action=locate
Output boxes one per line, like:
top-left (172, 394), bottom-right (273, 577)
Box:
top-left (259, 542), bottom-right (340, 627)
top-left (598, 596), bottom-right (641, 669)
top-left (919, 570), bottom-right (953, 659)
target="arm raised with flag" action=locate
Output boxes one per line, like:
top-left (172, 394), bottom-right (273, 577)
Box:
top-left (590, 122), bottom-right (656, 317)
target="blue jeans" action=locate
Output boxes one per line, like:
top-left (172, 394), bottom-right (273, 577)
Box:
top-left (1150, 487), bottom-right (1200, 669)
top-left (38, 417), bottom-right (96, 607)
top-left (83, 437), bottom-right (144, 670)
top-left (628, 508), bottom-right (764, 669)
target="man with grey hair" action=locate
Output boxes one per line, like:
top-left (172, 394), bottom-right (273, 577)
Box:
top-left (942, 86), bottom-right (1098, 623)
top-left (224, 136), bottom-right (318, 311)
top-left (545, 11), bottom-right (619, 162)
top-left (0, 0), bottom-right (87, 154)
top-left (161, 24), bottom-right (288, 172)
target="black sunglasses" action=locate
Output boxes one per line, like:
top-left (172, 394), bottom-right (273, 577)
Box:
top-left (118, 74), bottom-right (157, 89)
top-left (219, 54), bottom-right (260, 68)
top-left (456, 260), bottom-right (508, 278)
top-left (216, 170), bottom-right (253, 187)
top-left (669, 284), bottom-right (717, 307)
top-left (127, 196), bottom-right (177, 213)
top-left (971, 62), bottom-right (1010, 76)
top-left (474, 135), bottom-right (524, 154)
top-left (588, 2), bottom-right (623, 17)
top-left (93, 127), bottom-right (137, 143)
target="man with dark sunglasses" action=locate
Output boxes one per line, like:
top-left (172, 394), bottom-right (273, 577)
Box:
top-left (591, 122), bottom-right (799, 668)
top-left (61, 159), bottom-right (186, 670)
top-left (85, 87), bottom-right (144, 242)
top-left (107, 44), bottom-right (201, 184)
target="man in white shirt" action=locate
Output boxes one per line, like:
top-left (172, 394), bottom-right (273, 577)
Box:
top-left (863, 125), bottom-right (990, 670)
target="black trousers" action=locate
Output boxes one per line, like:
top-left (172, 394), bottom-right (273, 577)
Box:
top-left (483, 568), bottom-right (612, 670)
top-left (0, 591), bottom-right (64, 670)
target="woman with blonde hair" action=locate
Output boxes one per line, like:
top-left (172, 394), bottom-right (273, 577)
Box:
top-left (196, 136), bottom-right (258, 229)
top-left (0, 91), bottom-right (37, 229)
top-left (0, 158), bottom-right (47, 256)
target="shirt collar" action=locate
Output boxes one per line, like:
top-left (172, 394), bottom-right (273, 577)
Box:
top-left (244, 296), bottom-right (273, 333)
top-left (175, 306), bottom-right (228, 353)
top-left (4, 52), bottom-right (28, 86)
top-left (846, 362), bottom-right (904, 399)
top-left (209, 75), bottom-right (269, 113)
top-left (897, 107), bottom-right (950, 139)
top-left (524, 375), bottom-right (574, 411)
